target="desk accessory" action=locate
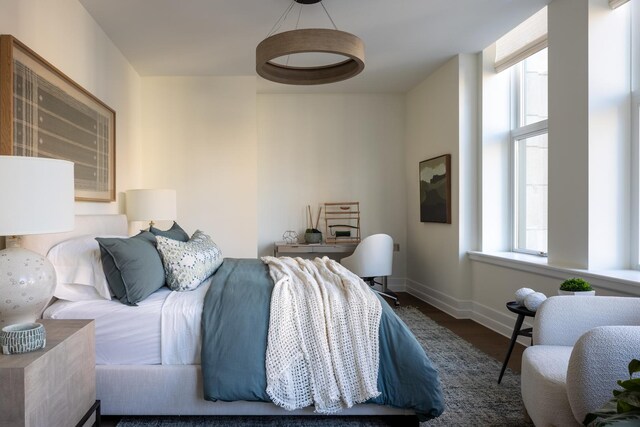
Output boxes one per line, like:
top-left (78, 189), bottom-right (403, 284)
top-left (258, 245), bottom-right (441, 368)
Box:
top-left (305, 205), bottom-right (323, 243)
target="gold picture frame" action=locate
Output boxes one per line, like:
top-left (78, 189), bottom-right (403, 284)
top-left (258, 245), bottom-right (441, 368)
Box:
top-left (0, 35), bottom-right (116, 202)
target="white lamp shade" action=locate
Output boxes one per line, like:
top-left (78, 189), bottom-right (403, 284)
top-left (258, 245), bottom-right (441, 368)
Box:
top-left (126, 189), bottom-right (177, 222)
top-left (0, 156), bottom-right (74, 235)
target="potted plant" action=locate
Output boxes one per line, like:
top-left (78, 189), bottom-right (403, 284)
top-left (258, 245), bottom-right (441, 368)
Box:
top-left (583, 359), bottom-right (640, 426)
top-left (559, 278), bottom-right (595, 296)
top-left (304, 205), bottom-right (322, 244)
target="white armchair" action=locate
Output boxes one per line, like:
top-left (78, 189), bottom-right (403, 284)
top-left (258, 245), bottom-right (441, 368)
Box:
top-left (521, 296), bottom-right (640, 426)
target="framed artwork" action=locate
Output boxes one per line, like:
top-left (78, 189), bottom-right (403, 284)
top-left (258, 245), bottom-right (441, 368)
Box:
top-left (0, 35), bottom-right (116, 202)
top-left (419, 154), bottom-right (451, 223)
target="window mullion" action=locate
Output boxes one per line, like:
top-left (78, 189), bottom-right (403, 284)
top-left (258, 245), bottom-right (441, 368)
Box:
top-left (511, 120), bottom-right (548, 139)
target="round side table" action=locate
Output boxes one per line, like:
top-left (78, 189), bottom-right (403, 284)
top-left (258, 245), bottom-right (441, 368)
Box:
top-left (498, 301), bottom-right (536, 384)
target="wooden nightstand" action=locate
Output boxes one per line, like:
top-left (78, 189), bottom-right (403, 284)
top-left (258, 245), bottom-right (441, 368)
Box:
top-left (0, 319), bottom-right (98, 427)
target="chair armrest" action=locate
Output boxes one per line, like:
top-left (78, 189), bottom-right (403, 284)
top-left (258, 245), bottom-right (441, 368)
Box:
top-left (566, 326), bottom-right (640, 423)
top-left (533, 296), bottom-right (640, 346)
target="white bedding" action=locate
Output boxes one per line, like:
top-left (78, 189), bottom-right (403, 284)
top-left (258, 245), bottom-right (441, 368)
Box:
top-left (43, 277), bottom-right (211, 365)
top-left (161, 278), bottom-right (211, 364)
top-left (26, 215), bottom-right (414, 417)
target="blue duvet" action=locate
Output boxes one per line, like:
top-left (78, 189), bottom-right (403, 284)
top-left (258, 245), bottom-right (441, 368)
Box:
top-left (200, 258), bottom-right (444, 420)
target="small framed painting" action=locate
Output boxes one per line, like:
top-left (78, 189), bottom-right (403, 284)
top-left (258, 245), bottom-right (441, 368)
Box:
top-left (0, 35), bottom-right (116, 202)
top-left (419, 154), bottom-right (451, 223)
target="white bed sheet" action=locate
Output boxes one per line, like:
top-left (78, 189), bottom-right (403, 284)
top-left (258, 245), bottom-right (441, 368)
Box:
top-left (43, 279), bottom-right (211, 365)
top-left (161, 278), bottom-right (211, 365)
top-left (44, 288), bottom-right (167, 364)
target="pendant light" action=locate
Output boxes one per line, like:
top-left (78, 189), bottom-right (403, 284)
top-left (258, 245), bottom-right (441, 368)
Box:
top-left (256, 0), bottom-right (365, 85)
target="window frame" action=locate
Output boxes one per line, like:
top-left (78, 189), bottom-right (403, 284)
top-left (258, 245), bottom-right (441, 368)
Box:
top-left (633, 98), bottom-right (640, 269)
top-left (511, 121), bottom-right (548, 256)
top-left (632, 0), bottom-right (640, 269)
top-left (510, 53), bottom-right (549, 256)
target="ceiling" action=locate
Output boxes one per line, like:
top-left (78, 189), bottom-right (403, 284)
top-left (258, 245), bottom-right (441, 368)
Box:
top-left (79, 0), bottom-right (550, 94)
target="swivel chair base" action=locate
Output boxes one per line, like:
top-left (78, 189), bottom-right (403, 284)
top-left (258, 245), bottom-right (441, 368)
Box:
top-left (363, 277), bottom-right (400, 306)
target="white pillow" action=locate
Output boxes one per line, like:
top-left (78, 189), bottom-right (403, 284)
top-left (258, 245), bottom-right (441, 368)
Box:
top-left (47, 235), bottom-right (122, 301)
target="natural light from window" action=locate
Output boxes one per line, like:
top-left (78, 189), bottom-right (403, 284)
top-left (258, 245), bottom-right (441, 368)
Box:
top-left (512, 48), bottom-right (548, 255)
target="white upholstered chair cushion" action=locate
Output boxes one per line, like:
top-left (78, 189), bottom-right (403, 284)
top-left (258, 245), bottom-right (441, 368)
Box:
top-left (521, 345), bottom-right (578, 427)
top-left (533, 296), bottom-right (640, 346)
top-left (340, 234), bottom-right (393, 278)
top-left (521, 296), bottom-right (640, 426)
top-left (566, 325), bottom-right (640, 422)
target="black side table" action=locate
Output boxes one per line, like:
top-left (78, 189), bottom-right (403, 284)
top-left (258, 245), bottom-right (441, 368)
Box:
top-left (498, 301), bottom-right (536, 384)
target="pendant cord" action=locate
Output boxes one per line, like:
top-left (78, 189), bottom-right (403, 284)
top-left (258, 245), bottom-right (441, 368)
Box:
top-left (295, 2), bottom-right (303, 30)
top-left (286, 4), bottom-right (304, 67)
top-left (320, 1), bottom-right (338, 30)
top-left (267, 0), bottom-right (296, 37)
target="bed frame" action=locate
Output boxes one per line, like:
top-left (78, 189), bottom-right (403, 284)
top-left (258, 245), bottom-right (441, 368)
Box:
top-left (22, 215), bottom-right (418, 422)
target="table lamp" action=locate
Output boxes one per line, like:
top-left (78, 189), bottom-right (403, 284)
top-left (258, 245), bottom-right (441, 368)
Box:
top-left (126, 189), bottom-right (177, 229)
top-left (0, 156), bottom-right (74, 326)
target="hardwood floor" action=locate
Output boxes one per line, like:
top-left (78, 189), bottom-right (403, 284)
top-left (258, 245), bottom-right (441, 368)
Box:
top-left (101, 292), bottom-right (525, 426)
top-left (394, 292), bottom-right (525, 374)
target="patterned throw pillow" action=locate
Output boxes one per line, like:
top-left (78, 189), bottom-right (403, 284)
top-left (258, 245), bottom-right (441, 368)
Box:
top-left (156, 230), bottom-right (223, 291)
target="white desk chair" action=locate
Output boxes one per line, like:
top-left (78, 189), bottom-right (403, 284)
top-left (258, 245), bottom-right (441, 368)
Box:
top-left (340, 234), bottom-right (399, 306)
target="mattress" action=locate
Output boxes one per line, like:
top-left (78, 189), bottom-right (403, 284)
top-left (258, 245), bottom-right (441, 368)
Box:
top-left (43, 278), bottom-right (211, 365)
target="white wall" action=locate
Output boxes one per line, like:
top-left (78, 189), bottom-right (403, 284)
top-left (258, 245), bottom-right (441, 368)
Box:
top-left (405, 55), bottom-right (478, 315)
top-left (587, 0), bottom-right (631, 269)
top-left (0, 0), bottom-right (142, 214)
top-left (257, 94), bottom-right (407, 282)
top-left (140, 76), bottom-right (257, 258)
top-left (480, 43), bottom-right (511, 252)
top-left (546, 0), bottom-right (631, 269)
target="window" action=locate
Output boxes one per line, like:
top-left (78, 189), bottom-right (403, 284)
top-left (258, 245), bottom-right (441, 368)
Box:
top-left (635, 99), bottom-right (640, 268)
top-left (633, 0), bottom-right (640, 268)
top-left (511, 48), bottom-right (548, 255)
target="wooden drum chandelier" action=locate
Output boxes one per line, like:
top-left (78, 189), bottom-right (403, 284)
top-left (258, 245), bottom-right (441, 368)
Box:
top-left (256, 0), bottom-right (365, 85)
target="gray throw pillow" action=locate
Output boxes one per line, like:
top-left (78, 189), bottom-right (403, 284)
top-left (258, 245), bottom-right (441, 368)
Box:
top-left (96, 231), bottom-right (166, 305)
top-left (156, 230), bottom-right (223, 291)
top-left (149, 222), bottom-right (189, 242)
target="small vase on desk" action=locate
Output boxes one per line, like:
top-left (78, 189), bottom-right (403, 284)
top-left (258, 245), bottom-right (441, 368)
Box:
top-left (305, 230), bottom-right (322, 244)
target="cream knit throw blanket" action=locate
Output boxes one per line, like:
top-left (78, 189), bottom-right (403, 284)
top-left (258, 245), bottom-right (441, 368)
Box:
top-left (261, 256), bottom-right (382, 414)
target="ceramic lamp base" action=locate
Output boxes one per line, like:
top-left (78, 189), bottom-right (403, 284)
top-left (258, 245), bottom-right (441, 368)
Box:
top-left (0, 247), bottom-right (56, 327)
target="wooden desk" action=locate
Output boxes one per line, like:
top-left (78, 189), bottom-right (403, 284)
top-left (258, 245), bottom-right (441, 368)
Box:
top-left (274, 241), bottom-right (358, 261)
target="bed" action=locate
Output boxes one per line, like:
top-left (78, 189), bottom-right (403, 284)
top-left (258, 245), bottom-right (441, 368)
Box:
top-left (22, 214), bottom-right (443, 423)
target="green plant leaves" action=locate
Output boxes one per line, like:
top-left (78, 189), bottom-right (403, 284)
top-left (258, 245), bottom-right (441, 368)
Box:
top-left (594, 412), bottom-right (640, 426)
top-left (559, 277), bottom-right (593, 292)
top-left (583, 359), bottom-right (640, 426)
top-left (617, 379), bottom-right (640, 393)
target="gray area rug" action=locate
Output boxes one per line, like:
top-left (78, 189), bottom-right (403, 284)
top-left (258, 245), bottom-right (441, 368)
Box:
top-left (117, 307), bottom-right (531, 426)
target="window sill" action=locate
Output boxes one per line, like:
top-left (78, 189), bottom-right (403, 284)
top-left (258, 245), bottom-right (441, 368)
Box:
top-left (468, 251), bottom-right (640, 296)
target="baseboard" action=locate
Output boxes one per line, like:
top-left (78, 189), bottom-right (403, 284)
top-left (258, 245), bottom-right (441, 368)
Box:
top-left (405, 279), bottom-right (473, 319)
top-left (406, 279), bottom-right (531, 346)
top-left (471, 301), bottom-right (532, 347)
top-left (387, 277), bottom-right (406, 292)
